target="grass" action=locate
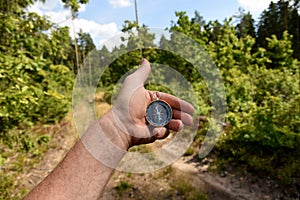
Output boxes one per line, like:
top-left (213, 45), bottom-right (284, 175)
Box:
top-left (153, 166), bottom-right (208, 200)
top-left (128, 144), bottom-right (151, 153)
top-left (115, 180), bottom-right (133, 191)
top-left (153, 166), bottom-right (173, 180)
top-left (0, 126), bottom-right (53, 199)
top-left (110, 164), bottom-right (208, 200)
top-left (171, 179), bottom-right (208, 200)
top-left (214, 140), bottom-right (300, 186)
top-left (94, 90), bottom-right (111, 117)
top-left (0, 115), bottom-right (74, 200)
top-left (114, 180), bottom-right (134, 196)
top-left (170, 177), bottom-right (208, 200)
top-left (184, 146), bottom-right (195, 156)
top-left (0, 88), bottom-right (209, 200)
top-left (0, 90), bottom-right (112, 200)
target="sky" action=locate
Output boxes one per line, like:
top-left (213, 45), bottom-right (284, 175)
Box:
top-left (29, 0), bottom-right (279, 47)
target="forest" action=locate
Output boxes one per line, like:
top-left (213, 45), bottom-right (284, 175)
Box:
top-left (0, 0), bottom-right (299, 199)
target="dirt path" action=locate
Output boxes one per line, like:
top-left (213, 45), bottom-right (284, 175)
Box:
top-left (20, 95), bottom-right (298, 200)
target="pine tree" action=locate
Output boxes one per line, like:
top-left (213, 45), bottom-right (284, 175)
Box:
top-left (257, 0), bottom-right (300, 59)
top-left (235, 10), bottom-right (256, 39)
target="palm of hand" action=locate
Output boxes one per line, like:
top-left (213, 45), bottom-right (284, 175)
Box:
top-left (112, 59), bottom-right (194, 147)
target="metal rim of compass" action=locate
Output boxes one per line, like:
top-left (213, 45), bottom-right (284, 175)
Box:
top-left (145, 99), bottom-right (173, 127)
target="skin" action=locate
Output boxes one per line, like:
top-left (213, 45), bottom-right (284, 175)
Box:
top-left (23, 59), bottom-right (194, 200)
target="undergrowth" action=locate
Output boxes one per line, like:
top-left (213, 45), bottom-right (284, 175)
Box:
top-left (0, 123), bottom-right (63, 200)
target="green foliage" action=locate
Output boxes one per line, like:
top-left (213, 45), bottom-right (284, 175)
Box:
top-left (0, 122), bottom-right (57, 199)
top-left (235, 9), bottom-right (256, 39)
top-left (91, 8), bottom-right (300, 185)
top-left (129, 144), bottom-right (151, 153)
top-left (0, 174), bottom-right (27, 200)
top-left (0, 128), bottom-right (56, 199)
top-left (108, 13), bottom-right (298, 153)
top-left (61, 0), bottom-right (89, 13)
top-left (184, 147), bottom-right (195, 156)
top-left (168, 11), bottom-right (300, 184)
top-left (0, 54), bottom-right (73, 133)
top-left (0, 0), bottom-right (90, 134)
top-left (0, 0), bottom-right (89, 198)
top-left (114, 180), bottom-right (133, 196)
top-left (171, 179), bottom-right (208, 200)
top-left (265, 31), bottom-right (295, 69)
top-left (48, 26), bottom-right (75, 68)
top-left (257, 0), bottom-right (300, 59)
top-left (1, 0), bottom-right (299, 196)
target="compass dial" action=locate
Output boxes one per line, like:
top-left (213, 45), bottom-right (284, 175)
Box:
top-left (146, 100), bottom-right (172, 127)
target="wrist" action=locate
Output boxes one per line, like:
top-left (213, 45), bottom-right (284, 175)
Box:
top-left (80, 110), bottom-right (131, 168)
top-left (98, 110), bottom-right (131, 151)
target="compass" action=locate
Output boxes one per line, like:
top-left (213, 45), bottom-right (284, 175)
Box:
top-left (146, 100), bottom-right (172, 127)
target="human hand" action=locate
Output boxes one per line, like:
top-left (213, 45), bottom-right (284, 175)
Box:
top-left (110, 58), bottom-right (194, 148)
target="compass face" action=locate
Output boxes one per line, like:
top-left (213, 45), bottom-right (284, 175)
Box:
top-left (146, 100), bottom-right (172, 127)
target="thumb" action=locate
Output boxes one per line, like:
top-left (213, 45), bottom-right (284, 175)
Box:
top-left (124, 58), bottom-right (151, 87)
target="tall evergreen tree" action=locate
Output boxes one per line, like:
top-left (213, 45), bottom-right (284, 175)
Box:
top-left (257, 0), bottom-right (300, 59)
top-left (235, 10), bottom-right (256, 39)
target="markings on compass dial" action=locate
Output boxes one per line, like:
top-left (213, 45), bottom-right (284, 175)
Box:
top-left (146, 100), bottom-right (172, 127)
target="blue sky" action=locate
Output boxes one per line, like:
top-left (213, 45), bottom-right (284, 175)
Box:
top-left (29, 0), bottom-right (278, 46)
top-left (79, 0), bottom-right (241, 28)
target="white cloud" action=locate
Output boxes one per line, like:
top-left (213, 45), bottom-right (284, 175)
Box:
top-left (99, 31), bottom-right (130, 51)
top-left (71, 19), bottom-right (118, 43)
top-left (108, 0), bottom-right (132, 8)
top-left (28, 1), bottom-right (119, 46)
top-left (237, 0), bottom-right (279, 14)
top-left (43, 10), bottom-right (71, 24)
top-left (78, 4), bottom-right (87, 13)
top-left (35, 0), bottom-right (62, 11)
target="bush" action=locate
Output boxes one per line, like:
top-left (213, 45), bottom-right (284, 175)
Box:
top-left (0, 54), bottom-right (73, 144)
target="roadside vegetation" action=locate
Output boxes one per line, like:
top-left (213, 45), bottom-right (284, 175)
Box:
top-left (0, 0), bottom-right (299, 199)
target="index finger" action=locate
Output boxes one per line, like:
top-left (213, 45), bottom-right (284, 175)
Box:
top-left (156, 92), bottom-right (195, 114)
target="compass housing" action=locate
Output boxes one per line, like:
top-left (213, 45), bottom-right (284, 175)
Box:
top-left (146, 100), bottom-right (172, 127)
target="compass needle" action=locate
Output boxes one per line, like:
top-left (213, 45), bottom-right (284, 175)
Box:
top-left (146, 99), bottom-right (172, 127)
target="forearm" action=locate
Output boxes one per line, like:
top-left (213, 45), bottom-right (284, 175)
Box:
top-left (24, 110), bottom-right (129, 200)
top-left (23, 58), bottom-right (194, 200)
